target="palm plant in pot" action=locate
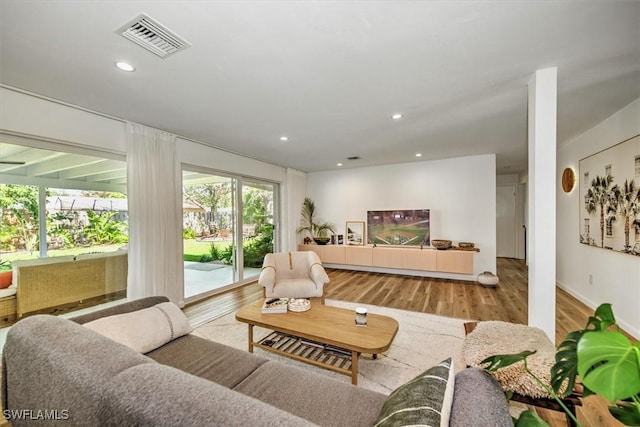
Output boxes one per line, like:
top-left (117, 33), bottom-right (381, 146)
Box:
top-left (296, 197), bottom-right (336, 245)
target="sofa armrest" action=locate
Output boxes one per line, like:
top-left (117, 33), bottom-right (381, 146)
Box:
top-left (258, 266), bottom-right (276, 290)
top-left (309, 263), bottom-right (329, 288)
top-left (3, 315), bottom-right (152, 425)
top-left (258, 254), bottom-right (277, 292)
top-left (449, 368), bottom-right (512, 427)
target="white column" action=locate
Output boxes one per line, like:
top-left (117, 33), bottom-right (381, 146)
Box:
top-left (527, 67), bottom-right (557, 340)
top-left (38, 185), bottom-right (47, 258)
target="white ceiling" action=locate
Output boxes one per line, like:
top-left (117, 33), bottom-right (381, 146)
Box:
top-left (1, 1), bottom-right (639, 174)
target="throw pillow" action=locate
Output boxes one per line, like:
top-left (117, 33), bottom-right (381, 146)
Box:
top-left (83, 302), bottom-right (193, 353)
top-left (374, 358), bottom-right (455, 427)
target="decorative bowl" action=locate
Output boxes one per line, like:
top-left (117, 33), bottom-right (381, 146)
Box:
top-left (431, 239), bottom-right (452, 250)
top-left (458, 242), bottom-right (475, 248)
top-left (313, 237), bottom-right (330, 245)
top-left (288, 298), bottom-right (311, 312)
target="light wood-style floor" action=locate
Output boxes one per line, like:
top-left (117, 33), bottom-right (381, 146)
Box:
top-left (187, 258), bottom-right (628, 427)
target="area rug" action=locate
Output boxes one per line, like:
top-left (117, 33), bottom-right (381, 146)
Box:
top-left (192, 299), bottom-right (468, 394)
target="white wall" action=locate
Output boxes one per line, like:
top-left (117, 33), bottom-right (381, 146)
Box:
top-left (0, 86), bottom-right (127, 152)
top-left (0, 87), bottom-right (288, 183)
top-left (557, 97), bottom-right (640, 338)
top-left (306, 154), bottom-right (497, 279)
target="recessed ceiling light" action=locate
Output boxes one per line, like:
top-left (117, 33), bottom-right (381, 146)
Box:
top-left (337, 163), bottom-right (343, 167)
top-left (280, 136), bottom-right (288, 141)
top-left (415, 153), bottom-right (422, 157)
top-left (391, 113), bottom-right (403, 120)
top-left (115, 62), bottom-right (135, 72)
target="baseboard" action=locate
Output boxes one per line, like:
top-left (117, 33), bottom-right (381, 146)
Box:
top-left (556, 281), bottom-right (639, 339)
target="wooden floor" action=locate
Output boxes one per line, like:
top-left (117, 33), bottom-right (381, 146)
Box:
top-left (187, 258), bottom-right (627, 427)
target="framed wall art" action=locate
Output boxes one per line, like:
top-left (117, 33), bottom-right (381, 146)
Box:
top-left (579, 134), bottom-right (640, 256)
top-left (345, 221), bottom-right (365, 245)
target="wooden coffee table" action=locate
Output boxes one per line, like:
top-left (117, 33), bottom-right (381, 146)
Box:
top-left (235, 299), bottom-right (398, 385)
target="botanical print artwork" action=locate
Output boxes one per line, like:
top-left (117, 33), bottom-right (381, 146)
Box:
top-left (579, 134), bottom-right (640, 256)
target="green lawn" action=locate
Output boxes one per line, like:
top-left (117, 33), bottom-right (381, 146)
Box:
top-left (183, 239), bottom-right (231, 262)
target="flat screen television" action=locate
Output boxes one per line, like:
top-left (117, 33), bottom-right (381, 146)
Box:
top-left (367, 209), bottom-right (430, 246)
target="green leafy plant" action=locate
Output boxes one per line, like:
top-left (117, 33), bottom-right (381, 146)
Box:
top-left (0, 184), bottom-right (41, 253)
top-left (296, 197), bottom-right (336, 239)
top-left (84, 210), bottom-right (128, 245)
top-left (480, 304), bottom-right (640, 426)
top-left (183, 228), bottom-right (197, 239)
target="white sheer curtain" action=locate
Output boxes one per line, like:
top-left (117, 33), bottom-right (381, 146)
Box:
top-left (285, 168), bottom-right (306, 252)
top-left (126, 123), bottom-right (184, 305)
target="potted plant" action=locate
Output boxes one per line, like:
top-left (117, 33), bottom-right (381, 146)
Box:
top-left (481, 303), bottom-right (640, 426)
top-left (0, 259), bottom-right (12, 289)
top-left (296, 197), bottom-right (336, 245)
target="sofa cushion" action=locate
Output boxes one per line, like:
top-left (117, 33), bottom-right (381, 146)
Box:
top-left (83, 301), bottom-right (192, 353)
top-left (0, 283), bottom-right (16, 297)
top-left (449, 368), bottom-right (513, 427)
top-left (233, 361), bottom-right (387, 427)
top-left (103, 363), bottom-right (316, 427)
top-left (272, 278), bottom-right (323, 298)
top-left (373, 358), bottom-right (455, 427)
top-left (146, 334), bottom-right (269, 389)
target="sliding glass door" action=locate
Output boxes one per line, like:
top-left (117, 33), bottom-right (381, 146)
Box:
top-left (241, 180), bottom-right (275, 279)
top-left (182, 168), bottom-right (277, 300)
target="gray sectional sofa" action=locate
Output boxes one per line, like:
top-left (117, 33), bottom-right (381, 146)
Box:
top-left (2, 296), bottom-right (512, 426)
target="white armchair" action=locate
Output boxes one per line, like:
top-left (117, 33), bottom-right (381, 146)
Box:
top-left (258, 251), bottom-right (330, 303)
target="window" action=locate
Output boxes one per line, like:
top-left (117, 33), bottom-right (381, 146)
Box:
top-left (1, 143), bottom-right (128, 263)
top-left (584, 218), bottom-right (590, 234)
top-left (0, 138), bottom-right (128, 321)
top-left (583, 172), bottom-right (589, 187)
top-left (606, 217), bottom-right (615, 237)
top-left (635, 155), bottom-right (640, 176)
top-left (605, 164), bottom-right (612, 177)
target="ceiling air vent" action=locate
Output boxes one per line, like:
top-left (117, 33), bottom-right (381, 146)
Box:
top-left (116, 13), bottom-right (191, 58)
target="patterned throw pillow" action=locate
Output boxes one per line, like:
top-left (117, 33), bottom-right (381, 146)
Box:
top-left (374, 358), bottom-right (455, 427)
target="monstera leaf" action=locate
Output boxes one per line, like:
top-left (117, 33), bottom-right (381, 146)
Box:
top-left (609, 401), bottom-right (640, 426)
top-left (480, 350), bottom-right (537, 372)
top-left (513, 409), bottom-right (549, 427)
top-left (577, 330), bottom-right (640, 402)
top-left (551, 303), bottom-right (617, 396)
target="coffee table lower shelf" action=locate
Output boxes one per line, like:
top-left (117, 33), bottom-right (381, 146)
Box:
top-left (254, 331), bottom-right (358, 383)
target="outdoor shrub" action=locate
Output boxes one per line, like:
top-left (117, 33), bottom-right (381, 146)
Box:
top-left (183, 228), bottom-right (197, 239)
top-left (209, 242), bottom-right (221, 260)
top-left (199, 254), bottom-right (212, 262)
